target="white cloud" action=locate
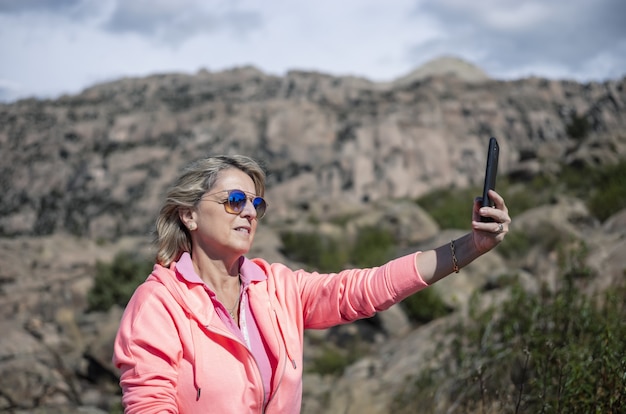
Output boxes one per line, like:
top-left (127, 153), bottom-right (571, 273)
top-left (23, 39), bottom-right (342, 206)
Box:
top-left (409, 0), bottom-right (626, 81)
top-left (0, 0), bottom-right (624, 102)
top-left (100, 0), bottom-right (263, 46)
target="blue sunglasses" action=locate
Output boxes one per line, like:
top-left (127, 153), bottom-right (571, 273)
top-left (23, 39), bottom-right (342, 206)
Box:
top-left (203, 189), bottom-right (267, 219)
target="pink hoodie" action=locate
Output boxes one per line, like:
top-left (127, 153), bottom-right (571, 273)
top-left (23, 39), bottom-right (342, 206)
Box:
top-left (113, 252), bottom-right (427, 413)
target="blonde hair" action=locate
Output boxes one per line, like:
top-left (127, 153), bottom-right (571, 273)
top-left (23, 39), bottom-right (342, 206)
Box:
top-left (154, 155), bottom-right (266, 267)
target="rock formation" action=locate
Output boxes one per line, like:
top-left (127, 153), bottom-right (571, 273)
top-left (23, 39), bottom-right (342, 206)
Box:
top-left (0, 57), bottom-right (624, 413)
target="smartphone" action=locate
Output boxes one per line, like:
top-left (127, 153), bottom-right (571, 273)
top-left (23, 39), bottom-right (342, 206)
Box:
top-left (480, 137), bottom-right (499, 222)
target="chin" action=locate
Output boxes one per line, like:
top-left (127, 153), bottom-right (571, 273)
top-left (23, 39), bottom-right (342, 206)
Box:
top-left (233, 243), bottom-right (252, 256)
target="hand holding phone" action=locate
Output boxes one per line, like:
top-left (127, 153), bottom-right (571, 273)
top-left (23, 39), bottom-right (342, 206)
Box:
top-left (480, 137), bottom-right (499, 222)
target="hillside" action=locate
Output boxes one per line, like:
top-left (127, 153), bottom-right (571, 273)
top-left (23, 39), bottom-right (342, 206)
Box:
top-left (0, 58), bottom-right (625, 413)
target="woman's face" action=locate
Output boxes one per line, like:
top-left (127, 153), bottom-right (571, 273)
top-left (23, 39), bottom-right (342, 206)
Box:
top-left (185, 168), bottom-right (261, 261)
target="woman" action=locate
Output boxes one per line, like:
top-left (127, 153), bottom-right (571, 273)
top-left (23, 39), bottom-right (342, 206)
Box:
top-left (113, 154), bottom-right (510, 413)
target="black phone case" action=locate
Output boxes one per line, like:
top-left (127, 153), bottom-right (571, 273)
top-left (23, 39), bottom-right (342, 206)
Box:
top-left (480, 137), bottom-right (499, 222)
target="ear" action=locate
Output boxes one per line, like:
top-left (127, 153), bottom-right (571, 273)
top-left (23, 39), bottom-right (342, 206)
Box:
top-left (179, 207), bottom-right (198, 231)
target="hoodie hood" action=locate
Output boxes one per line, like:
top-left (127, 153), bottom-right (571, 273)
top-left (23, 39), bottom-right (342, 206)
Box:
top-left (148, 261), bottom-right (212, 325)
top-left (147, 261), bottom-right (222, 401)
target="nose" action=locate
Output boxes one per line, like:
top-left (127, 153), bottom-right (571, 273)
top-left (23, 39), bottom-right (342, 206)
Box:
top-left (240, 197), bottom-right (258, 219)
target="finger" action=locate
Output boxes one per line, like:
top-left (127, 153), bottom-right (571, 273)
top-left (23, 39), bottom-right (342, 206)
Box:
top-left (489, 190), bottom-right (512, 225)
top-left (488, 189), bottom-right (508, 213)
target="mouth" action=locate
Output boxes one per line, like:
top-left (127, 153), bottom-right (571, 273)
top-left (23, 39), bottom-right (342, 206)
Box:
top-left (234, 226), bottom-right (251, 235)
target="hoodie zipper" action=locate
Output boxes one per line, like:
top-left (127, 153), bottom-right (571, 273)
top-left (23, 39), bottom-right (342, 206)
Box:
top-left (262, 306), bottom-right (298, 412)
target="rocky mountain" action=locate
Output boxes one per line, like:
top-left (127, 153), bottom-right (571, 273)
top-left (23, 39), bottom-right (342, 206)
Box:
top-left (2, 59), bottom-right (625, 239)
top-left (0, 57), bottom-right (625, 413)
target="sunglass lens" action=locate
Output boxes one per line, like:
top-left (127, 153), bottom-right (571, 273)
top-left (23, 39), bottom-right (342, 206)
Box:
top-left (252, 197), bottom-right (267, 219)
top-left (227, 190), bottom-right (247, 213)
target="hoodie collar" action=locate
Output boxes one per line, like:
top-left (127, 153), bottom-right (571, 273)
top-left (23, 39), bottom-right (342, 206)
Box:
top-left (176, 252), bottom-right (267, 289)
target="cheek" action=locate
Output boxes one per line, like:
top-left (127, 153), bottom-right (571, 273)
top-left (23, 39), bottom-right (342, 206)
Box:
top-left (245, 221), bottom-right (258, 239)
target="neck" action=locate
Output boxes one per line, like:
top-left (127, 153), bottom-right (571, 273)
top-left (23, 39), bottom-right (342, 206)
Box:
top-left (187, 248), bottom-right (243, 321)
top-left (189, 247), bottom-right (241, 290)
top-left (193, 257), bottom-right (241, 314)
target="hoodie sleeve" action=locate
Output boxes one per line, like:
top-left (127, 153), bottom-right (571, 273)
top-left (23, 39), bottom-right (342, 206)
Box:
top-left (113, 281), bottom-right (182, 414)
top-left (265, 251), bottom-right (428, 330)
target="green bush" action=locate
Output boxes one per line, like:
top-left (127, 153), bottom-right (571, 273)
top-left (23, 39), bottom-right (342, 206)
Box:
top-left (495, 228), bottom-right (534, 260)
top-left (87, 252), bottom-right (153, 312)
top-left (306, 331), bottom-right (370, 377)
top-left (417, 158), bottom-right (626, 229)
top-left (108, 401), bottom-right (124, 414)
top-left (414, 178), bottom-right (544, 230)
top-left (545, 160), bottom-right (626, 222)
top-left (393, 244), bottom-right (626, 413)
top-left (280, 226), bottom-right (396, 271)
top-left (416, 186), bottom-right (479, 229)
top-left (501, 174), bottom-right (557, 218)
top-left (280, 231), bottom-right (348, 272)
top-left (349, 226), bottom-right (395, 268)
top-left (586, 160), bottom-right (626, 221)
top-left (307, 345), bottom-right (358, 376)
top-left (565, 112), bottom-right (590, 140)
top-left (400, 288), bottom-right (452, 325)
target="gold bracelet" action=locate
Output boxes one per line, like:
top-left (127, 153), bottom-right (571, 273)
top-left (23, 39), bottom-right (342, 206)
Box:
top-left (450, 239), bottom-right (460, 273)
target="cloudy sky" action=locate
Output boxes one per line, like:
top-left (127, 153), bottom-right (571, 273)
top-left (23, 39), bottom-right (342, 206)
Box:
top-left (1, 0), bottom-right (625, 102)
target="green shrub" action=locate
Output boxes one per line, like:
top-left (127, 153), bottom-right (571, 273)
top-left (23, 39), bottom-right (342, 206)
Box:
top-left (586, 160), bottom-right (626, 221)
top-left (502, 174), bottom-right (557, 218)
top-left (495, 228), bottom-right (534, 260)
top-left (416, 186), bottom-right (479, 229)
top-left (108, 401), bottom-right (124, 414)
top-left (547, 160), bottom-right (626, 221)
top-left (280, 231), bottom-right (349, 272)
top-left (393, 244), bottom-right (626, 412)
top-left (87, 252), bottom-right (153, 312)
top-left (349, 226), bottom-right (395, 268)
top-left (307, 345), bottom-right (358, 376)
top-left (415, 178), bottom-right (544, 230)
top-left (421, 159), bottom-right (626, 227)
top-left (306, 331), bottom-right (370, 377)
top-left (565, 112), bottom-right (590, 140)
top-left (280, 226), bottom-right (396, 272)
top-left (400, 288), bottom-right (452, 325)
